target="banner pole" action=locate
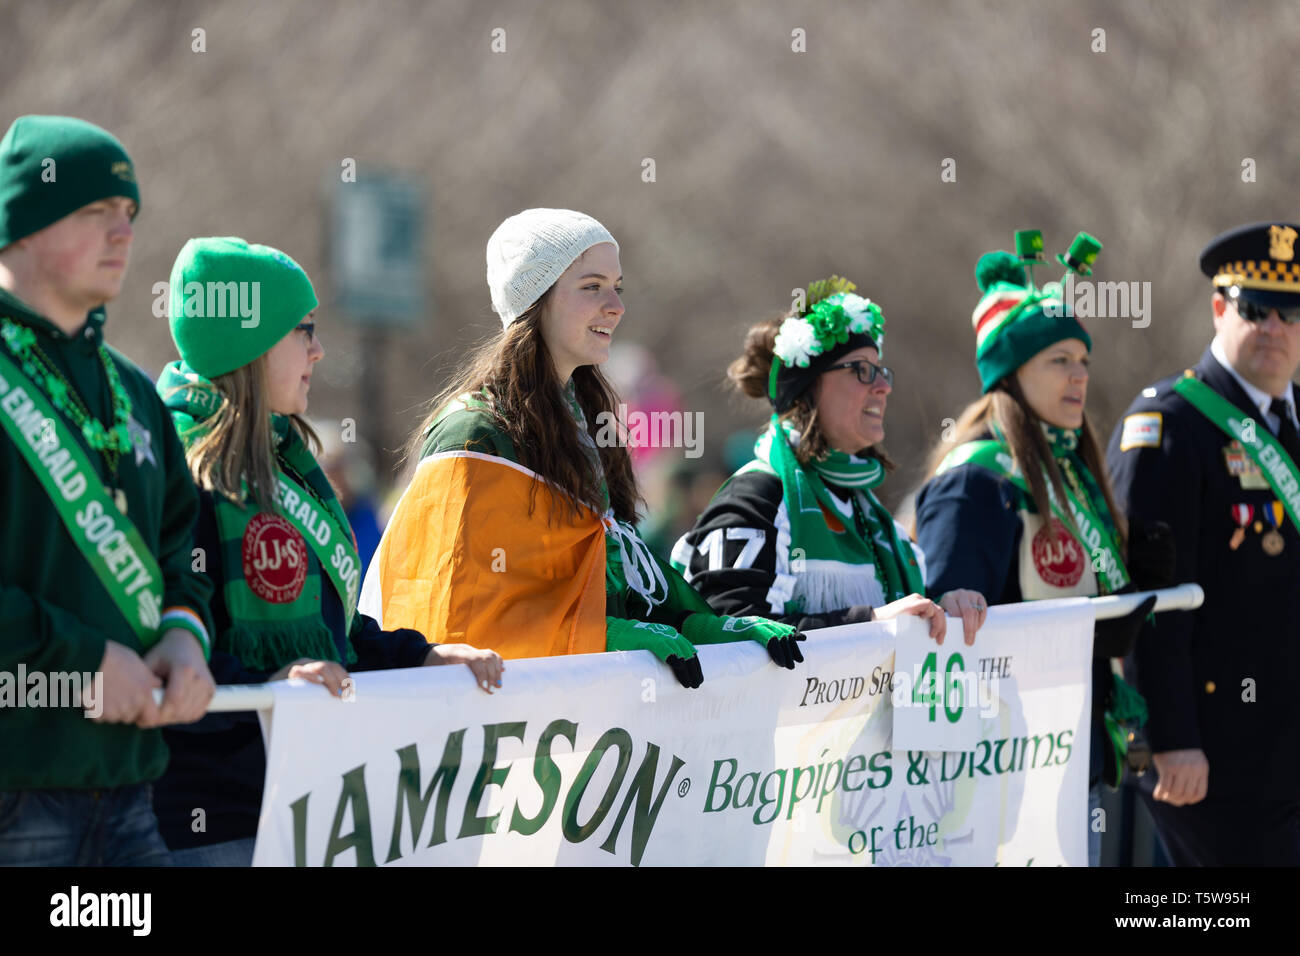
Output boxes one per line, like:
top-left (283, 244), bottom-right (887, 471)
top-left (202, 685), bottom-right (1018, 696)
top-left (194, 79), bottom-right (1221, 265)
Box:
top-left (169, 585), bottom-right (1203, 715)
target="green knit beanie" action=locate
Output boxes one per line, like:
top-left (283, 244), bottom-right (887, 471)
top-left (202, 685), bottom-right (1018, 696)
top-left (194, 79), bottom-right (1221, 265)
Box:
top-left (970, 249), bottom-right (1092, 393)
top-left (0, 115), bottom-right (140, 248)
top-left (168, 237), bottom-right (318, 378)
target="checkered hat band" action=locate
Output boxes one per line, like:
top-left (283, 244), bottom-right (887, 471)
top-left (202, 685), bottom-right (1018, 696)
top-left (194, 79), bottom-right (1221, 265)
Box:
top-left (1213, 259), bottom-right (1300, 291)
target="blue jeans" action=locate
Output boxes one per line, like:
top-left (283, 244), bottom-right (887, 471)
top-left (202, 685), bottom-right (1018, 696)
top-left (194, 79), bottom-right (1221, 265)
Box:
top-left (170, 836), bottom-right (255, 867)
top-left (0, 784), bottom-right (173, 866)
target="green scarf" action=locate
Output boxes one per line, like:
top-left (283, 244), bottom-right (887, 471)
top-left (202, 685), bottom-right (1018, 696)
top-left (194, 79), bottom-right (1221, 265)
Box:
top-left (158, 361), bottom-right (358, 670)
top-left (749, 418), bottom-right (924, 614)
top-left (940, 421), bottom-right (1129, 594)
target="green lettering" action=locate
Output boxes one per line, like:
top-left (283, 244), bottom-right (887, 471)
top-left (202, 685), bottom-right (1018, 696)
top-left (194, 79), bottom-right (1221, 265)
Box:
top-left (509, 719), bottom-right (576, 836)
top-left (459, 721), bottom-right (526, 839)
top-left (562, 728), bottom-right (632, 844)
top-left (290, 792), bottom-right (309, 867)
top-left (598, 742), bottom-right (685, 867)
top-left (385, 730), bottom-right (466, 862)
top-left (323, 764), bottom-right (375, 867)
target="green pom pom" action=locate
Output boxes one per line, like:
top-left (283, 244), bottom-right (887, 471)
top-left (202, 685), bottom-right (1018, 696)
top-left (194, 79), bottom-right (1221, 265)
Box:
top-left (975, 251), bottom-right (1027, 293)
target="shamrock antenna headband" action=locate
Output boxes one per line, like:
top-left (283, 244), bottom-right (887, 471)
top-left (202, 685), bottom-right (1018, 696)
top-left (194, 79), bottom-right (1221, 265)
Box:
top-left (767, 275), bottom-right (886, 408)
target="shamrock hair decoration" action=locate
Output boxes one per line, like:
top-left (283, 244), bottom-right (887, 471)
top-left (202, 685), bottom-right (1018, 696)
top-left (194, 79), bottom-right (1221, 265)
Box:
top-left (772, 275), bottom-right (886, 369)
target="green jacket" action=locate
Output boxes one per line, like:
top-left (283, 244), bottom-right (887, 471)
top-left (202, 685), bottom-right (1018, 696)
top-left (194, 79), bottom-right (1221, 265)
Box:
top-left (0, 288), bottom-right (214, 790)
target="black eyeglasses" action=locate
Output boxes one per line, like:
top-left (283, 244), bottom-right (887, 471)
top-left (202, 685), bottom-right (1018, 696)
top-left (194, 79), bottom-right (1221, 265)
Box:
top-left (1230, 294), bottom-right (1300, 326)
top-left (295, 321), bottom-right (316, 343)
top-left (824, 359), bottom-right (894, 387)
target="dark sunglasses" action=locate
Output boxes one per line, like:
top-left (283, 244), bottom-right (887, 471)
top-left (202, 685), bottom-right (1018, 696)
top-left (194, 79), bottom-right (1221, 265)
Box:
top-left (295, 321), bottom-right (316, 343)
top-left (1230, 293), bottom-right (1300, 326)
top-left (824, 358), bottom-right (894, 387)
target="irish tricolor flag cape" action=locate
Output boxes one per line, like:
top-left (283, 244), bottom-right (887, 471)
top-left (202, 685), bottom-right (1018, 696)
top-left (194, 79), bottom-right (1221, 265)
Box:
top-left (359, 451), bottom-right (607, 658)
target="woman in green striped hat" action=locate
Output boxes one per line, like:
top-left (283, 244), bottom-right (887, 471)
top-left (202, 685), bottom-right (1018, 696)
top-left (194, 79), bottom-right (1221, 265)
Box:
top-left (672, 277), bottom-right (988, 644)
top-left (151, 237), bottom-right (504, 866)
top-left (913, 232), bottom-right (1174, 866)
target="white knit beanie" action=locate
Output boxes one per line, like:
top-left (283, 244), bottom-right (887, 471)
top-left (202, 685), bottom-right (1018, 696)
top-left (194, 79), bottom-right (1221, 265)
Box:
top-left (485, 208), bottom-right (619, 327)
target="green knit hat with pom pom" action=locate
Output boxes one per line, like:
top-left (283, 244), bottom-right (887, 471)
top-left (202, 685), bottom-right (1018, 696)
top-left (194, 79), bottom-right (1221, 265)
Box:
top-left (970, 233), bottom-right (1096, 393)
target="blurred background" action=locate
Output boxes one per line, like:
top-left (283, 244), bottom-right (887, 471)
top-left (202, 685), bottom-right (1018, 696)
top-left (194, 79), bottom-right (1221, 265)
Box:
top-left (5, 0), bottom-right (1297, 866)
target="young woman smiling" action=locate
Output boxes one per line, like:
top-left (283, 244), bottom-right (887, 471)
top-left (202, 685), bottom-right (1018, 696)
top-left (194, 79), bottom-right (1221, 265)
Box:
top-left (362, 209), bottom-right (806, 688)
top-left (673, 276), bottom-right (987, 645)
top-left (152, 237), bottom-right (502, 866)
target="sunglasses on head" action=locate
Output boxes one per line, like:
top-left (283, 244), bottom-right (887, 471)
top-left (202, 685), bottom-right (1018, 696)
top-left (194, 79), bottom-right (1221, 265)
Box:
top-left (824, 358), bottom-right (894, 387)
top-left (1227, 290), bottom-right (1300, 326)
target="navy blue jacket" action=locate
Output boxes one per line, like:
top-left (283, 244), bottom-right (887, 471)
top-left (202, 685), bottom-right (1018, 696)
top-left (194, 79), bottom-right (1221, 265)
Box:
top-left (153, 489), bottom-right (431, 850)
top-left (1106, 348), bottom-right (1300, 798)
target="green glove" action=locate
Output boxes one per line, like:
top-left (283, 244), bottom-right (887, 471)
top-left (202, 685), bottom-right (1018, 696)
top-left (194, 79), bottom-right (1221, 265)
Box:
top-left (680, 613), bottom-right (806, 670)
top-left (605, 617), bottom-right (703, 688)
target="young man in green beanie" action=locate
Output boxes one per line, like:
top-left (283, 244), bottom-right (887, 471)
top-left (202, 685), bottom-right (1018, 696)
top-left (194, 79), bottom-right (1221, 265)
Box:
top-left (0, 115), bottom-right (216, 865)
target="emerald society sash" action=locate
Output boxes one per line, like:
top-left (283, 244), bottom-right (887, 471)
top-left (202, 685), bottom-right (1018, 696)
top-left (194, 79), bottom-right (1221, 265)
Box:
top-left (937, 439), bottom-right (1129, 593)
top-left (0, 348), bottom-right (164, 644)
top-left (273, 463), bottom-right (362, 630)
top-left (1174, 375), bottom-right (1300, 531)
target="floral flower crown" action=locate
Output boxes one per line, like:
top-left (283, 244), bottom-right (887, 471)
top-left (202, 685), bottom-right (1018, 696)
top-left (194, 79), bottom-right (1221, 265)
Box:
top-left (772, 276), bottom-right (885, 369)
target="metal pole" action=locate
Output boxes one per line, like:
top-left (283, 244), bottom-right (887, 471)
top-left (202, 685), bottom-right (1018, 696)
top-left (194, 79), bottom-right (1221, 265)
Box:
top-left (173, 584), bottom-right (1203, 714)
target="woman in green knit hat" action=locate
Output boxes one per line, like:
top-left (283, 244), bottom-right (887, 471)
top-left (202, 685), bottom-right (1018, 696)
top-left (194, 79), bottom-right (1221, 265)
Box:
top-left (153, 236), bottom-right (504, 866)
top-left (913, 231), bottom-right (1174, 866)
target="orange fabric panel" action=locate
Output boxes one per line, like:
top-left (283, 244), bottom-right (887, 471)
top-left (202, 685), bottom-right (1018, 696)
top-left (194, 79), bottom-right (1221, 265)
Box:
top-left (374, 453), bottom-right (606, 659)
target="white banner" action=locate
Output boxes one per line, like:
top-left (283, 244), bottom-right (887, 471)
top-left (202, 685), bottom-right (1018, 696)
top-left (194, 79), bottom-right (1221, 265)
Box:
top-left (252, 600), bottom-right (1093, 866)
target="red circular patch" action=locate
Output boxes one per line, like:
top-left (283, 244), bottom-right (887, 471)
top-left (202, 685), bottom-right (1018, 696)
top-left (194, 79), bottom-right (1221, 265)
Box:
top-left (1031, 518), bottom-right (1085, 588)
top-left (241, 512), bottom-right (308, 604)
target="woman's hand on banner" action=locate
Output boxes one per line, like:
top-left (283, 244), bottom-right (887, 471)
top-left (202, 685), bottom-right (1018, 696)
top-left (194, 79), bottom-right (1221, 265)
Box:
top-left (605, 618), bottom-right (704, 689)
top-left (1151, 748), bottom-right (1209, 806)
top-left (937, 590), bottom-right (988, 645)
top-left (679, 613), bottom-right (806, 670)
top-left (426, 643), bottom-right (505, 693)
top-left (140, 628), bottom-right (217, 726)
top-left (874, 594), bottom-right (949, 644)
top-left (271, 658), bottom-right (351, 697)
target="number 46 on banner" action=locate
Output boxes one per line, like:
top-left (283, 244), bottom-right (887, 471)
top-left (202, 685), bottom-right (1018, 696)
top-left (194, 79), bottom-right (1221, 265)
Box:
top-left (891, 614), bottom-right (987, 751)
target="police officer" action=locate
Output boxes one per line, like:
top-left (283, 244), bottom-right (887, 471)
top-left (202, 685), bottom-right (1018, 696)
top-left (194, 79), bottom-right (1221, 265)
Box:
top-left (1107, 222), bottom-right (1300, 865)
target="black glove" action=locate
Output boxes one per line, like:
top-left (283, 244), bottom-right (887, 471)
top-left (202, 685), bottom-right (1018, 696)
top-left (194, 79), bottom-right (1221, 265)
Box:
top-left (1126, 517), bottom-right (1176, 591)
top-left (766, 630), bottom-right (807, 669)
top-left (1093, 592), bottom-right (1157, 659)
top-left (666, 654), bottom-right (704, 689)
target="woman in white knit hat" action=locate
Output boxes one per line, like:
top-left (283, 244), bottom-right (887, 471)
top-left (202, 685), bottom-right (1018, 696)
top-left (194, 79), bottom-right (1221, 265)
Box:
top-left (359, 209), bottom-right (806, 687)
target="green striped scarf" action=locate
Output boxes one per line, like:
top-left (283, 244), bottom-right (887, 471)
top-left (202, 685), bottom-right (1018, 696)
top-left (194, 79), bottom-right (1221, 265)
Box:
top-left (753, 418), bottom-right (924, 613)
top-left (158, 361), bottom-right (357, 670)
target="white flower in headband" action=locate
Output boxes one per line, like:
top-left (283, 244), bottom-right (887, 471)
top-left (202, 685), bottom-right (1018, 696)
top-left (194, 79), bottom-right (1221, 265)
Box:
top-left (773, 316), bottom-right (819, 368)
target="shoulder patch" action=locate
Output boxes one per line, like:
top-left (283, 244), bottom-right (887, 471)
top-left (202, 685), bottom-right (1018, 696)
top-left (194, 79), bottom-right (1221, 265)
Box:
top-left (1120, 412), bottom-right (1162, 451)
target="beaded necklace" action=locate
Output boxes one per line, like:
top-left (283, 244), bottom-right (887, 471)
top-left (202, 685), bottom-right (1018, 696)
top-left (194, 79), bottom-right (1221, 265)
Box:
top-left (0, 317), bottom-right (133, 476)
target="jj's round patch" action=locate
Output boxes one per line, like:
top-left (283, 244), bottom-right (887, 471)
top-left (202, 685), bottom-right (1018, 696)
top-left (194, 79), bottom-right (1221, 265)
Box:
top-left (1031, 518), bottom-right (1085, 588)
top-left (242, 512), bottom-right (308, 603)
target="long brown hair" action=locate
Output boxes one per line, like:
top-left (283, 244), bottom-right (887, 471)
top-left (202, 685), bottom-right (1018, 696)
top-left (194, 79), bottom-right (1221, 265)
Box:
top-left (727, 315), bottom-right (896, 471)
top-left (405, 290), bottom-right (641, 525)
top-left (176, 355), bottom-right (320, 513)
top-left (920, 376), bottom-right (1126, 548)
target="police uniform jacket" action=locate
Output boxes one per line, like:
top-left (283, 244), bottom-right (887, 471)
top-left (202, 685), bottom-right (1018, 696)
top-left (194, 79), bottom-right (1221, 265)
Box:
top-left (1106, 347), bottom-right (1300, 798)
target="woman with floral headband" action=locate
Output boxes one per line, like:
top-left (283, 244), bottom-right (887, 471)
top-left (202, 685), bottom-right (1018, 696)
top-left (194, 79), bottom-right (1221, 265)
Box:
top-left (672, 277), bottom-right (987, 644)
top-left (152, 237), bottom-right (503, 866)
top-left (361, 208), bottom-right (806, 688)
top-left (913, 232), bottom-right (1175, 866)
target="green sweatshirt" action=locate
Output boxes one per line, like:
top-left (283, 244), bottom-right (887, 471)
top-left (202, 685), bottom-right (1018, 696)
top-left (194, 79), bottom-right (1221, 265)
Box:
top-left (0, 288), bottom-right (214, 790)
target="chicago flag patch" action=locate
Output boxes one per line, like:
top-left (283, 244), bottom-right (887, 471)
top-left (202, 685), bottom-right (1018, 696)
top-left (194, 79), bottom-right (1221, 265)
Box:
top-left (1120, 412), bottom-right (1162, 451)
